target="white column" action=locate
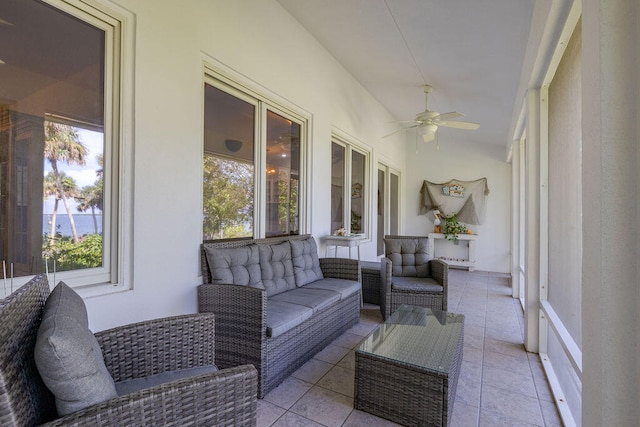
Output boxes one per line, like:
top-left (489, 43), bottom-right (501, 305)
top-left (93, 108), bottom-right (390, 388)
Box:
top-left (524, 88), bottom-right (542, 352)
top-left (510, 139), bottom-right (521, 299)
top-left (582, 1), bottom-right (639, 425)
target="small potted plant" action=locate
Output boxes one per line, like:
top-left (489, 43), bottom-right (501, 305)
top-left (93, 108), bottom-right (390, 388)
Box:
top-left (443, 213), bottom-right (468, 243)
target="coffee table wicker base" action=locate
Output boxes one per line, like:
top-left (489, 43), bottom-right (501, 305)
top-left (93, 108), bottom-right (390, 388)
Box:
top-left (354, 322), bottom-right (464, 426)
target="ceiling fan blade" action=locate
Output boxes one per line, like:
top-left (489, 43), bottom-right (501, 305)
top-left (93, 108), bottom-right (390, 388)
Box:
top-left (435, 112), bottom-right (464, 122)
top-left (439, 120), bottom-right (480, 130)
top-left (382, 124), bottom-right (418, 138)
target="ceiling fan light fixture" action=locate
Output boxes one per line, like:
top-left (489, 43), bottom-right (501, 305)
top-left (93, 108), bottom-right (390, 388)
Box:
top-left (418, 123), bottom-right (438, 142)
top-left (421, 131), bottom-right (435, 143)
top-left (381, 85), bottom-right (478, 142)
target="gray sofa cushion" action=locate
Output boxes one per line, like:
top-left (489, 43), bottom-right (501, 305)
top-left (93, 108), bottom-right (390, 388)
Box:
top-left (385, 237), bottom-right (430, 277)
top-left (259, 241), bottom-right (296, 296)
top-left (205, 244), bottom-right (264, 289)
top-left (266, 300), bottom-right (314, 338)
top-left (115, 365), bottom-right (219, 396)
top-left (34, 282), bottom-right (118, 416)
top-left (290, 237), bottom-right (324, 286)
top-left (270, 288), bottom-right (341, 313)
top-left (391, 276), bottom-right (443, 293)
top-left (304, 278), bottom-right (360, 299)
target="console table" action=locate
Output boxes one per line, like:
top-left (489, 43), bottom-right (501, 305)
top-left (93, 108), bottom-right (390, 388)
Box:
top-left (428, 233), bottom-right (477, 271)
top-left (323, 235), bottom-right (363, 260)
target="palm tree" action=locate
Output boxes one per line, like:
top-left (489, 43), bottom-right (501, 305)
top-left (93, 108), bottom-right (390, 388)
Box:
top-left (43, 172), bottom-right (78, 242)
top-left (44, 122), bottom-right (87, 243)
top-left (76, 184), bottom-right (100, 234)
top-left (75, 153), bottom-right (104, 234)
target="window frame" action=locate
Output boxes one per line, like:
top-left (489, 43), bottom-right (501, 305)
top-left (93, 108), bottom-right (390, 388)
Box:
top-left (330, 130), bottom-right (371, 239)
top-left (377, 161), bottom-right (401, 256)
top-left (1, 0), bottom-right (135, 297)
top-left (202, 66), bottom-right (310, 240)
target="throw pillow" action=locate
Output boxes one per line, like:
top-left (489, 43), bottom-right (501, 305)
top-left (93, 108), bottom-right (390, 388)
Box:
top-left (384, 237), bottom-right (430, 277)
top-left (34, 282), bottom-right (118, 416)
top-left (290, 237), bottom-right (324, 286)
top-left (258, 241), bottom-right (296, 296)
top-left (205, 244), bottom-right (264, 288)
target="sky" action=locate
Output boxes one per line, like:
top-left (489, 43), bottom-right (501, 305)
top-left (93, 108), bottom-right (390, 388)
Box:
top-left (42, 128), bottom-right (104, 215)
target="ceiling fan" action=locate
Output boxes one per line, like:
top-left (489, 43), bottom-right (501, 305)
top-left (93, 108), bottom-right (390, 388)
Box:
top-left (384, 85), bottom-right (479, 143)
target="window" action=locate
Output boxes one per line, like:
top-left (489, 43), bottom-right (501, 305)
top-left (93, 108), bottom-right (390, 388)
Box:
top-left (0, 0), bottom-right (129, 295)
top-left (265, 111), bottom-right (300, 237)
top-left (377, 163), bottom-right (400, 255)
top-left (203, 78), bottom-right (306, 240)
top-left (330, 137), bottom-right (370, 236)
top-left (203, 85), bottom-right (255, 239)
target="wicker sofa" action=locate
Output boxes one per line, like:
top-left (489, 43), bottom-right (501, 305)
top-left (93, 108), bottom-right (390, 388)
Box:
top-left (0, 274), bottom-right (258, 427)
top-left (199, 234), bottom-right (361, 398)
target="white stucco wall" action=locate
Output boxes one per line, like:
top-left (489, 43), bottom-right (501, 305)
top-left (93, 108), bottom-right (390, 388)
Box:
top-left (403, 138), bottom-right (512, 273)
top-left (84, 0), bottom-right (406, 331)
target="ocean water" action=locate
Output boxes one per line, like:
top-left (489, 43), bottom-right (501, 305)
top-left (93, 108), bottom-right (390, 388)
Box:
top-left (42, 214), bottom-right (103, 237)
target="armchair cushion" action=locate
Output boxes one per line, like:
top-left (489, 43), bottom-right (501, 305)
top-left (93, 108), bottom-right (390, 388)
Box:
top-left (384, 237), bottom-right (430, 277)
top-left (205, 244), bottom-right (264, 289)
top-left (290, 236), bottom-right (324, 286)
top-left (34, 282), bottom-right (118, 416)
top-left (259, 241), bottom-right (296, 296)
top-left (391, 276), bottom-right (443, 293)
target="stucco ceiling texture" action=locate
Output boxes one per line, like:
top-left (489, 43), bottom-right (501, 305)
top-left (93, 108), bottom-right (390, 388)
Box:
top-left (277, 0), bottom-right (535, 149)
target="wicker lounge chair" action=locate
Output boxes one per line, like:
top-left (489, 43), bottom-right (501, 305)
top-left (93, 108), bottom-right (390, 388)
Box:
top-left (0, 274), bottom-right (258, 426)
top-left (381, 235), bottom-right (449, 320)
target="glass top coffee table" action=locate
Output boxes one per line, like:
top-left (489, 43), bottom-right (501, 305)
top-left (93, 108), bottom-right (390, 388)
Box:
top-left (354, 305), bottom-right (464, 426)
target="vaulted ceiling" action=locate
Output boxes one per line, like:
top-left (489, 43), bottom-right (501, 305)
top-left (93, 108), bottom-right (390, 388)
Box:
top-left (277, 0), bottom-right (535, 154)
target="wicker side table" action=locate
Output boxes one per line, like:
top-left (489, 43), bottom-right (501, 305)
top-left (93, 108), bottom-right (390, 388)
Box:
top-left (355, 305), bottom-right (464, 426)
top-left (360, 261), bottom-right (381, 305)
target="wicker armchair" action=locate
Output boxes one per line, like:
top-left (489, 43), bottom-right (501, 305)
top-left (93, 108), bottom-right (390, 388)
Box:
top-left (0, 274), bottom-right (258, 427)
top-left (381, 235), bottom-right (449, 320)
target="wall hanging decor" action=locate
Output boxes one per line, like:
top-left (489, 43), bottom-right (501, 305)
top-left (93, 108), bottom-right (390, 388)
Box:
top-left (420, 178), bottom-right (489, 225)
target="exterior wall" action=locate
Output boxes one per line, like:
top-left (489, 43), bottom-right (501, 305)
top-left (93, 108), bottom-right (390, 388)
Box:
top-left (404, 140), bottom-right (512, 273)
top-left (84, 0), bottom-right (406, 331)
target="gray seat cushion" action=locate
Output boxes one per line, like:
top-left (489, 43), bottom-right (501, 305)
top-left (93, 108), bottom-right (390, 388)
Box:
top-left (205, 244), bottom-right (264, 289)
top-left (384, 237), bottom-right (430, 277)
top-left (259, 241), bottom-right (296, 296)
top-left (115, 365), bottom-right (219, 396)
top-left (290, 237), bottom-right (324, 286)
top-left (34, 282), bottom-right (118, 416)
top-left (270, 288), bottom-right (341, 313)
top-left (391, 276), bottom-right (443, 293)
top-left (266, 300), bottom-right (314, 338)
top-left (304, 278), bottom-right (360, 299)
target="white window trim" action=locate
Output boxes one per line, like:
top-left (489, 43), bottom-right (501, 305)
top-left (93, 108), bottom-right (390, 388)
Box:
top-left (202, 58), bottom-right (312, 238)
top-left (36, 0), bottom-right (136, 298)
top-left (331, 128), bottom-right (372, 240)
top-left (377, 161), bottom-right (402, 234)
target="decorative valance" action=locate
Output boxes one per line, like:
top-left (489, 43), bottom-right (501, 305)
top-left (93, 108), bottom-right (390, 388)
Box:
top-left (420, 178), bottom-right (490, 225)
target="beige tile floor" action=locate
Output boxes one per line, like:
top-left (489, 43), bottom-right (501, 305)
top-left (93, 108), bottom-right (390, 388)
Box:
top-left (257, 269), bottom-right (563, 426)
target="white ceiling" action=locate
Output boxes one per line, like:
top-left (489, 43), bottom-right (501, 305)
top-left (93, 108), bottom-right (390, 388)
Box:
top-left (276, 0), bottom-right (536, 151)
